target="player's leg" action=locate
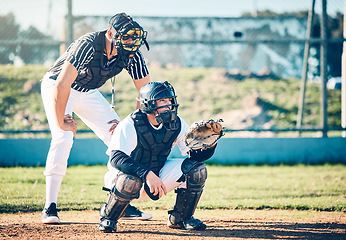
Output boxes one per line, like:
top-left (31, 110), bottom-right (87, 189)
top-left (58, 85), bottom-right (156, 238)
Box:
top-left (104, 165), bottom-right (153, 220)
top-left (167, 158), bottom-right (208, 230)
top-left (123, 158), bottom-right (186, 220)
top-left (98, 172), bottom-right (143, 232)
top-left (40, 76), bottom-right (75, 224)
top-left (73, 89), bottom-right (120, 147)
top-left (130, 157), bottom-right (206, 228)
top-left (135, 158), bottom-right (186, 201)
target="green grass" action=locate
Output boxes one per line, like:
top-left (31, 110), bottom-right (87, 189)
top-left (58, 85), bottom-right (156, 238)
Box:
top-left (0, 65), bottom-right (342, 135)
top-left (0, 164), bottom-right (345, 213)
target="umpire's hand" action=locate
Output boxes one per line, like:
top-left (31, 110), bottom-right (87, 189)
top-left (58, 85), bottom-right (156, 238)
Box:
top-left (108, 119), bottom-right (120, 135)
top-left (63, 114), bottom-right (77, 136)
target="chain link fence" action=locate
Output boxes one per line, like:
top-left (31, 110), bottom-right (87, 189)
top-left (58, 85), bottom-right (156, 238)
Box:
top-left (0, 0), bottom-right (344, 137)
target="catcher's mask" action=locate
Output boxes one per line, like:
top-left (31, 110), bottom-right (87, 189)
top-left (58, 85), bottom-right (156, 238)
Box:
top-left (108, 13), bottom-right (149, 65)
top-left (138, 81), bottom-right (179, 130)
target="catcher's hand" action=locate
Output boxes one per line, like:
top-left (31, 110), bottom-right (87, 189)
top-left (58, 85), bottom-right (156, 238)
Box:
top-left (184, 119), bottom-right (225, 150)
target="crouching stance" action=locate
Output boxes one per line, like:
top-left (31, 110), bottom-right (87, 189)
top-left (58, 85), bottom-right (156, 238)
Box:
top-left (98, 81), bottom-right (220, 232)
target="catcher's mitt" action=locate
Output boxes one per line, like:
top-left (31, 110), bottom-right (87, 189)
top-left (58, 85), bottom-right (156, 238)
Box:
top-left (185, 119), bottom-right (225, 150)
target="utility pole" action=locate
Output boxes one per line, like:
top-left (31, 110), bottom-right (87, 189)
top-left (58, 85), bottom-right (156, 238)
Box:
top-left (320, 0), bottom-right (328, 137)
top-left (297, 0), bottom-right (315, 136)
top-left (60, 0), bottom-right (73, 54)
top-left (67, 0), bottom-right (73, 45)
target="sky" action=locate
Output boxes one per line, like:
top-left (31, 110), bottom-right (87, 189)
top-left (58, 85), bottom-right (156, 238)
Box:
top-left (0, 0), bottom-right (344, 38)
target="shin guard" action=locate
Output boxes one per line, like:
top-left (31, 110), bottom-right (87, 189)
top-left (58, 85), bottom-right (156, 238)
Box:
top-left (99, 173), bottom-right (142, 232)
top-left (168, 161), bottom-right (207, 230)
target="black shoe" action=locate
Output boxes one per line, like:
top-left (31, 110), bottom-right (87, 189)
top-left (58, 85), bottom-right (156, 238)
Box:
top-left (183, 217), bottom-right (207, 230)
top-left (121, 204), bottom-right (152, 220)
top-left (98, 218), bottom-right (117, 233)
top-left (168, 214), bottom-right (207, 231)
top-left (41, 203), bottom-right (60, 224)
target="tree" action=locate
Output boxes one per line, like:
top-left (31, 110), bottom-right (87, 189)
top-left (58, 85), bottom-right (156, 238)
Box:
top-left (0, 13), bottom-right (20, 64)
top-left (19, 26), bottom-right (56, 64)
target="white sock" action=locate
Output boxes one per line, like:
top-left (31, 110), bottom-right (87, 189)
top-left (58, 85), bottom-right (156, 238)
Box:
top-left (45, 175), bottom-right (63, 209)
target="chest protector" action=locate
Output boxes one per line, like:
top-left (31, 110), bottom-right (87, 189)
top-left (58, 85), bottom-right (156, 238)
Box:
top-left (73, 31), bottom-right (128, 90)
top-left (130, 110), bottom-right (181, 175)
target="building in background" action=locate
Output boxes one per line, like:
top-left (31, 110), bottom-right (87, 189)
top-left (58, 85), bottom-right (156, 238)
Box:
top-left (73, 16), bottom-right (307, 78)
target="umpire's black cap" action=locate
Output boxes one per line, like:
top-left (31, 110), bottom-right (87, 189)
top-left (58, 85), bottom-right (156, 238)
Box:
top-left (108, 13), bottom-right (133, 31)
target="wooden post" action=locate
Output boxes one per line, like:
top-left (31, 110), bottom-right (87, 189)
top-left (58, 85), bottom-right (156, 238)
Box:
top-left (60, 0), bottom-right (73, 54)
top-left (60, 16), bottom-right (67, 55)
top-left (66, 0), bottom-right (73, 45)
top-left (320, 0), bottom-right (328, 137)
top-left (297, 0), bottom-right (315, 136)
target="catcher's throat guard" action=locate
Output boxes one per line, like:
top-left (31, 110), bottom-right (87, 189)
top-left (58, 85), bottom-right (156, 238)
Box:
top-left (185, 119), bottom-right (225, 151)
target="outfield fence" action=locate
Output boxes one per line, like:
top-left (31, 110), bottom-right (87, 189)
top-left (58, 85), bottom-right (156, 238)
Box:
top-left (0, 137), bottom-right (346, 167)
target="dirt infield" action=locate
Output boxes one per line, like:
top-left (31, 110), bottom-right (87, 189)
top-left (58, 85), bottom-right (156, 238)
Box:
top-left (0, 209), bottom-right (345, 239)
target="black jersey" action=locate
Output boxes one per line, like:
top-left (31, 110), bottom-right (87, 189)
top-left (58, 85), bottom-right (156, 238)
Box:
top-left (47, 31), bottom-right (149, 90)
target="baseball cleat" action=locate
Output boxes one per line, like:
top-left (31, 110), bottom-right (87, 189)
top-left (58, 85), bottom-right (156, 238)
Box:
top-left (98, 218), bottom-right (117, 233)
top-left (167, 216), bottom-right (207, 231)
top-left (121, 204), bottom-right (152, 220)
top-left (41, 203), bottom-right (60, 224)
top-left (183, 217), bottom-right (207, 230)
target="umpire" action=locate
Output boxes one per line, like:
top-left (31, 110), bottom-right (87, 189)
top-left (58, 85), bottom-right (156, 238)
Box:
top-left (41, 13), bottom-right (150, 224)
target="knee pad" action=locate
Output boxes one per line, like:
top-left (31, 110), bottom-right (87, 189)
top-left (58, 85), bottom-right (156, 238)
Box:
top-left (113, 173), bottom-right (143, 200)
top-left (181, 159), bottom-right (207, 192)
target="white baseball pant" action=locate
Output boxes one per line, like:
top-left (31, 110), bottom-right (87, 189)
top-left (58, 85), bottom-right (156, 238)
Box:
top-left (41, 74), bottom-right (120, 177)
top-left (104, 158), bottom-right (187, 201)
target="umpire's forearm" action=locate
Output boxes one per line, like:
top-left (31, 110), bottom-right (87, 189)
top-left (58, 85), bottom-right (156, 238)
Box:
top-left (54, 84), bottom-right (70, 128)
top-left (53, 61), bottom-right (78, 128)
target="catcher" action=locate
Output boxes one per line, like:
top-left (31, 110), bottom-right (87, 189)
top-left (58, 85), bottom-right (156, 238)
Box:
top-left (98, 81), bottom-right (224, 232)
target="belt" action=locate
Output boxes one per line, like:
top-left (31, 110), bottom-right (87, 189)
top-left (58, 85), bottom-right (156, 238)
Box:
top-left (49, 75), bottom-right (90, 92)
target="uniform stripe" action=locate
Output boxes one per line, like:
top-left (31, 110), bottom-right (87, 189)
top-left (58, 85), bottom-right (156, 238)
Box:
top-left (48, 32), bottom-right (97, 75)
top-left (128, 51), bottom-right (149, 80)
top-left (47, 31), bottom-right (149, 87)
top-left (71, 40), bottom-right (94, 72)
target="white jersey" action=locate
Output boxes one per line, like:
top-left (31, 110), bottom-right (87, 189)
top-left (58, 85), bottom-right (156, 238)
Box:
top-left (104, 113), bottom-right (190, 199)
top-left (106, 114), bottom-right (190, 157)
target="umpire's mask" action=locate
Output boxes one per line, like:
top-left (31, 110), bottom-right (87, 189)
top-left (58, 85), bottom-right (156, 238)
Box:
top-left (138, 81), bottom-right (179, 130)
top-left (108, 13), bottom-right (149, 65)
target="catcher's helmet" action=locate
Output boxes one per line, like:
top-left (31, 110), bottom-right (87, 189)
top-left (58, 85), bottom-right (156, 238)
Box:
top-left (138, 81), bottom-right (179, 130)
top-left (108, 13), bottom-right (149, 65)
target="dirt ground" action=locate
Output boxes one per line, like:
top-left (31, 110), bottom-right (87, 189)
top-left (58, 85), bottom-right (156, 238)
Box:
top-left (0, 209), bottom-right (345, 240)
